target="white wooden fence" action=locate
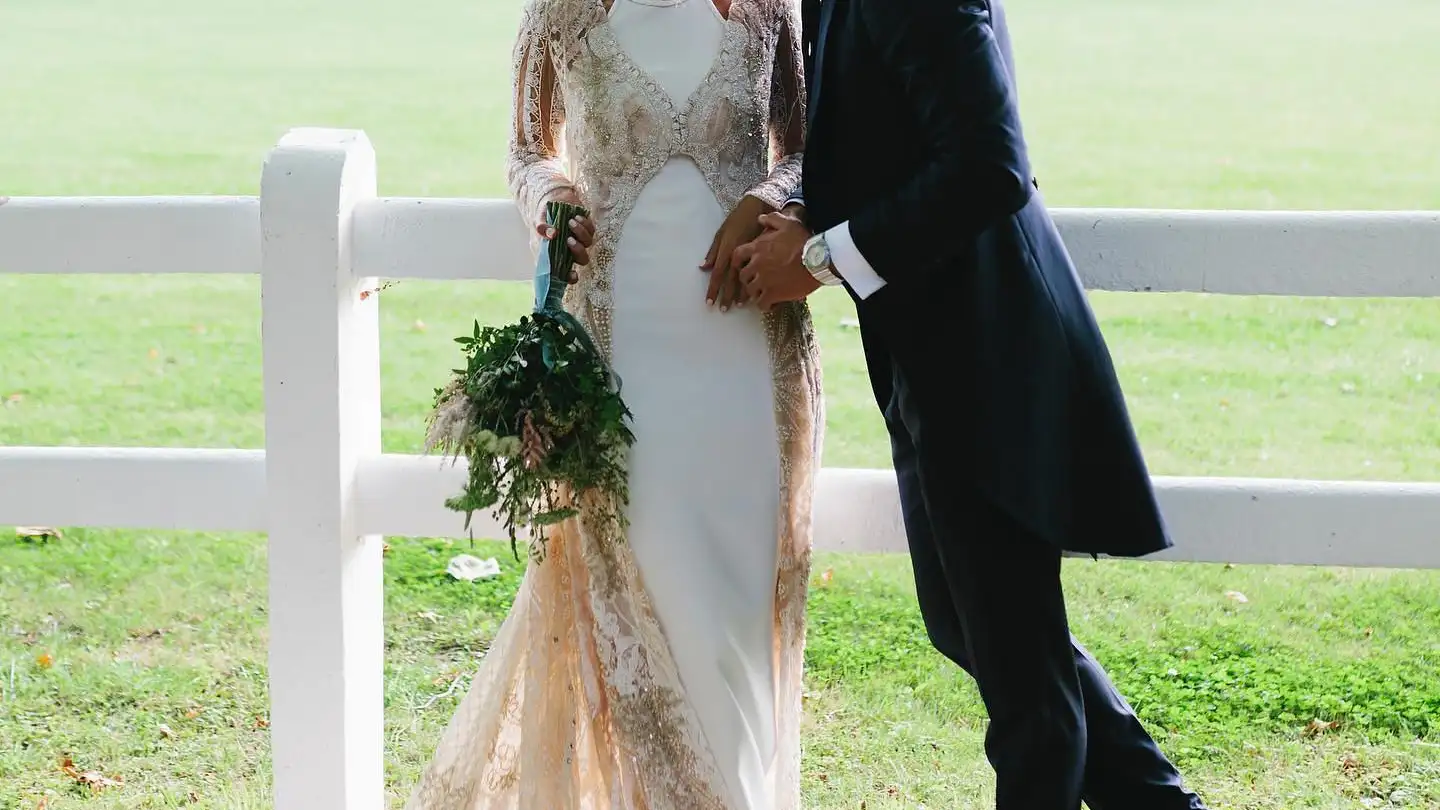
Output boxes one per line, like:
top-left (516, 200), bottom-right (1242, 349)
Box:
top-left (2, 127), bottom-right (1439, 810)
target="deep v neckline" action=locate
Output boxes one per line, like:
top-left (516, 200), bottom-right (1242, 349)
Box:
top-left (602, 0), bottom-right (730, 22)
top-left (593, 0), bottom-right (742, 122)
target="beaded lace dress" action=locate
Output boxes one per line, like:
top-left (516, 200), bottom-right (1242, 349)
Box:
top-left (404, 0), bottom-right (822, 807)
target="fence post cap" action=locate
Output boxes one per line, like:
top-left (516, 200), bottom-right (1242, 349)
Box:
top-left (274, 127), bottom-right (371, 150)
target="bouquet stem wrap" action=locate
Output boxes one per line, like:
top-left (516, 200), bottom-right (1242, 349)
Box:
top-left (425, 201), bottom-right (634, 560)
top-left (535, 204), bottom-right (570, 313)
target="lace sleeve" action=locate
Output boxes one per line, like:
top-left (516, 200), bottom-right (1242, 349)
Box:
top-left (506, 0), bottom-right (577, 229)
top-left (745, 0), bottom-right (807, 208)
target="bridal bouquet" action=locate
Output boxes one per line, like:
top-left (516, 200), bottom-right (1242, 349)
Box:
top-left (424, 201), bottom-right (635, 561)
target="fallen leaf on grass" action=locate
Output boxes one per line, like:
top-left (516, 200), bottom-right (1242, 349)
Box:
top-left (446, 554), bottom-right (500, 581)
top-left (254, 716), bottom-right (270, 729)
top-left (59, 756), bottom-right (123, 791)
top-left (184, 707), bottom-right (202, 719)
top-left (16, 526), bottom-right (62, 542)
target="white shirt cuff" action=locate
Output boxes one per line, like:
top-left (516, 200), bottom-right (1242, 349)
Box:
top-left (826, 221), bottom-right (887, 300)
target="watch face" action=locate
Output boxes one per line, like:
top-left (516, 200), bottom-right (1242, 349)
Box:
top-left (803, 237), bottom-right (828, 270)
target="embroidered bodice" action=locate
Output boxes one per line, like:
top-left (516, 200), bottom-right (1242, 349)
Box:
top-left (506, 0), bottom-right (806, 352)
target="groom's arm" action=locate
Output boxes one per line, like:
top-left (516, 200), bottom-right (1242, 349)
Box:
top-left (826, 0), bottom-right (1032, 295)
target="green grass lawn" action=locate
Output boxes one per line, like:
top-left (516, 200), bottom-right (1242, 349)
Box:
top-left (3, 0), bottom-right (1440, 807)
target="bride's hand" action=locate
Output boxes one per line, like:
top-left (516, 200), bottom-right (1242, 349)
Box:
top-left (703, 194), bottom-right (774, 310)
top-left (536, 205), bottom-right (595, 283)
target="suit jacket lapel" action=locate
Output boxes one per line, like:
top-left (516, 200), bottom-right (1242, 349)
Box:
top-left (806, 0), bottom-right (836, 133)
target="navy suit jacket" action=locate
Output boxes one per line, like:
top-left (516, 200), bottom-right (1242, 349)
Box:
top-left (797, 0), bottom-right (1171, 557)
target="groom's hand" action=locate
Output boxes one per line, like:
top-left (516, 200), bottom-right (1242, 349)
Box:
top-left (734, 211), bottom-right (819, 311)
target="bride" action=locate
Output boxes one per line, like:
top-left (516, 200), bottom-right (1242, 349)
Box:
top-left (405, 0), bottom-right (821, 807)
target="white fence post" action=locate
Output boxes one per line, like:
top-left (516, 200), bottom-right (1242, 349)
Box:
top-left (260, 128), bottom-right (383, 810)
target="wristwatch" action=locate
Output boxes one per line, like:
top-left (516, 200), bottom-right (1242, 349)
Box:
top-left (801, 232), bottom-right (844, 286)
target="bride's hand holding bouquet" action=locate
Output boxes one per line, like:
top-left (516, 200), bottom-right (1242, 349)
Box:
top-left (535, 188), bottom-right (596, 278)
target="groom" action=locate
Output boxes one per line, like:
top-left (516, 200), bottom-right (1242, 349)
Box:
top-left (733, 0), bottom-right (1208, 807)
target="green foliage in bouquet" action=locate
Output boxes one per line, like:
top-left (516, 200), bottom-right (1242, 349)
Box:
top-left (424, 201), bottom-right (634, 561)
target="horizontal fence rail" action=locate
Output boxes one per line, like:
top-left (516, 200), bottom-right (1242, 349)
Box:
top-left (6, 195), bottom-right (1440, 296)
top-left (349, 201), bottom-right (1440, 296)
top-left (2, 127), bottom-right (1438, 810)
top-left (2, 447), bottom-right (1439, 569)
top-left (0, 195), bottom-right (261, 275)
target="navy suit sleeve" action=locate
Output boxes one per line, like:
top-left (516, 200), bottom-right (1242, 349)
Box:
top-left (847, 0), bottom-right (1032, 285)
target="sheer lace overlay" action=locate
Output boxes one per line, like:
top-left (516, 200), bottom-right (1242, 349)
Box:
top-left (405, 0), bottom-right (819, 808)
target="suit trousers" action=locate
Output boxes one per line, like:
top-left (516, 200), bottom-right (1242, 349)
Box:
top-left (883, 360), bottom-right (1207, 810)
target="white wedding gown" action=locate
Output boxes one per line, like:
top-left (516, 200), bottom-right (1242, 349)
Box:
top-left (608, 0), bottom-right (781, 805)
top-left (406, 0), bottom-right (823, 808)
